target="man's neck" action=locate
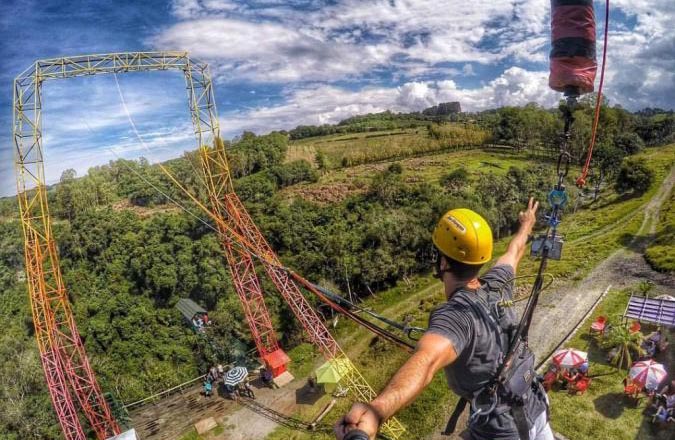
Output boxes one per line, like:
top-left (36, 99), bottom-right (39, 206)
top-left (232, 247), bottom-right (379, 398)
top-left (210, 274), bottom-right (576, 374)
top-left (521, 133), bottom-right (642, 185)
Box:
top-left (445, 276), bottom-right (481, 299)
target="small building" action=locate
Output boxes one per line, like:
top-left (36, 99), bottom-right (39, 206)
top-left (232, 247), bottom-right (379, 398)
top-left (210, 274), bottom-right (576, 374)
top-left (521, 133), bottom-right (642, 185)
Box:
top-left (176, 298), bottom-right (209, 330)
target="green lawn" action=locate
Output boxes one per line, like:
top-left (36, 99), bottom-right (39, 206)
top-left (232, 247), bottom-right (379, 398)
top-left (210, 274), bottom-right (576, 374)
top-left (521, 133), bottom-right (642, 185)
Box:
top-left (645, 180), bottom-right (675, 273)
top-left (548, 285), bottom-right (675, 440)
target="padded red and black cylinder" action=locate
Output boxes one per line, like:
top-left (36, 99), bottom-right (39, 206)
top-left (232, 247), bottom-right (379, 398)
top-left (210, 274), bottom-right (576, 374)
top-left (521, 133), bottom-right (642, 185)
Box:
top-left (549, 0), bottom-right (597, 94)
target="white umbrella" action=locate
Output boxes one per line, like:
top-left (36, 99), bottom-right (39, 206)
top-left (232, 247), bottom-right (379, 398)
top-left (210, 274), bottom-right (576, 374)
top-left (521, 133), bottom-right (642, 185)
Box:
top-left (629, 360), bottom-right (667, 390)
top-left (224, 366), bottom-right (248, 386)
top-left (552, 348), bottom-right (588, 368)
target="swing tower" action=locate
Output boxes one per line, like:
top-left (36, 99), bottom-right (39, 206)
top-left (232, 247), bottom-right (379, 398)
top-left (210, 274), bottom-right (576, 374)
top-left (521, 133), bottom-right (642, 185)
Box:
top-left (13, 51), bottom-right (405, 440)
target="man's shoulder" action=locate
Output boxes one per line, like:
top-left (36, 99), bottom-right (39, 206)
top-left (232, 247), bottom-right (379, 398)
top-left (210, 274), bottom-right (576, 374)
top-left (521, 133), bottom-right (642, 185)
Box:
top-left (480, 264), bottom-right (515, 289)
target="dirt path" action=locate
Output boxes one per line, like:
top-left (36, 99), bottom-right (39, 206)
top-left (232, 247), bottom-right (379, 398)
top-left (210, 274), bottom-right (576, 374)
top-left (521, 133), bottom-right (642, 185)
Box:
top-left (528, 163), bottom-right (675, 359)
top-left (216, 379), bottom-right (308, 440)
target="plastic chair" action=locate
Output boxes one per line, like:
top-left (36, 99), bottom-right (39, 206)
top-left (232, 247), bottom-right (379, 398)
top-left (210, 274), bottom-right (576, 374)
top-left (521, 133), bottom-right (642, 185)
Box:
top-left (571, 377), bottom-right (591, 395)
top-left (543, 371), bottom-right (557, 391)
top-left (590, 316), bottom-right (607, 336)
top-left (629, 321), bottom-right (641, 333)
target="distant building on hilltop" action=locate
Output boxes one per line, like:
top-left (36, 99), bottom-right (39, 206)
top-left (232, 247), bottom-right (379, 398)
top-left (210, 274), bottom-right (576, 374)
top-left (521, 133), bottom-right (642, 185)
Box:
top-left (423, 102), bottom-right (462, 116)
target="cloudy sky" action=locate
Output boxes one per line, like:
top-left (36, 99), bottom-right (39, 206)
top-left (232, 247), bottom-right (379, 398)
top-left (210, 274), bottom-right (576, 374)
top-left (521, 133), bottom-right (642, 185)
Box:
top-left (1, 0), bottom-right (673, 196)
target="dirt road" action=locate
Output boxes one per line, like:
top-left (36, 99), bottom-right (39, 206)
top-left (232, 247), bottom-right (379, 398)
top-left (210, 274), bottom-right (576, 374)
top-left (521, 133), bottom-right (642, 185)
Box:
top-left (527, 163), bottom-right (675, 360)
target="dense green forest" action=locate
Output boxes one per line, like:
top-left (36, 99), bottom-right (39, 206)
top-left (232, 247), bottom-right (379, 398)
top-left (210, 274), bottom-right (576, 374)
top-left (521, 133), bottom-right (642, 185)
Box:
top-left (0, 100), bottom-right (672, 439)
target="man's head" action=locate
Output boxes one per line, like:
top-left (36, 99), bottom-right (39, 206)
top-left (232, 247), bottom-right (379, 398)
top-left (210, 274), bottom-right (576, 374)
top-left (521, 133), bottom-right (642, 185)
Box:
top-left (432, 208), bottom-right (493, 296)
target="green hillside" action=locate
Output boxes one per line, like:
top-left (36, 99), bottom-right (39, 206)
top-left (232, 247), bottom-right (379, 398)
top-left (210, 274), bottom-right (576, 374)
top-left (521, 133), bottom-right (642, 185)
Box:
top-left (0, 103), bottom-right (673, 439)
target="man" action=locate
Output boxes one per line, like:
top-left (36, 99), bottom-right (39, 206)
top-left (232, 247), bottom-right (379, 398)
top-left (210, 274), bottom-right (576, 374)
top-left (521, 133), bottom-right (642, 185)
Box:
top-left (335, 198), bottom-right (552, 440)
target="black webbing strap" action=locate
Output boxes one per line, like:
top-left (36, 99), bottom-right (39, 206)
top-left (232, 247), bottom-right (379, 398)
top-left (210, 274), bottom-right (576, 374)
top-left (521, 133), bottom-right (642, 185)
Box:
top-left (512, 404), bottom-right (531, 440)
top-left (442, 397), bottom-right (469, 436)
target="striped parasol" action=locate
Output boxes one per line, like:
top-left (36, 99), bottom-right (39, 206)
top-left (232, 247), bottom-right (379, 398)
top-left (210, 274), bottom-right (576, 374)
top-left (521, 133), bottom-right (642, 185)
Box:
top-left (224, 366), bottom-right (248, 386)
top-left (552, 348), bottom-right (588, 368)
top-left (629, 360), bottom-right (667, 390)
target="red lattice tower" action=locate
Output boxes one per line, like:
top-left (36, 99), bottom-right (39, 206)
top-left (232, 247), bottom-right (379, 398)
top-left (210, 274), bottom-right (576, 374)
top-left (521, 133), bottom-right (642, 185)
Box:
top-left (197, 144), bottom-right (405, 439)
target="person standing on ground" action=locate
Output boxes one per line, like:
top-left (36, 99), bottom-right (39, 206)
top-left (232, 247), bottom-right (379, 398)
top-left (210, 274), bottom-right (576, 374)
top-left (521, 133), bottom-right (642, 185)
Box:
top-left (335, 198), bottom-right (553, 440)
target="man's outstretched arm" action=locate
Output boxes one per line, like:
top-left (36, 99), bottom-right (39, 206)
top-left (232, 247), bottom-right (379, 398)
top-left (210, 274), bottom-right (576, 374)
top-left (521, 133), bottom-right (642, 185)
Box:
top-left (334, 333), bottom-right (457, 440)
top-left (496, 197), bottom-right (539, 274)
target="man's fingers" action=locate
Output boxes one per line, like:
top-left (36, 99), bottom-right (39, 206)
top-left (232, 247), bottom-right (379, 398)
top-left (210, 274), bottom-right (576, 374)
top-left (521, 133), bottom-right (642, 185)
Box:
top-left (344, 406), bottom-right (366, 425)
top-left (533, 200), bottom-right (540, 212)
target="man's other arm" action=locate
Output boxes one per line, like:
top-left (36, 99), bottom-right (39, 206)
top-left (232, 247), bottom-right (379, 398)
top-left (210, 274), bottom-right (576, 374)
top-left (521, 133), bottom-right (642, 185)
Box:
top-left (495, 197), bottom-right (539, 274)
top-left (334, 333), bottom-right (457, 439)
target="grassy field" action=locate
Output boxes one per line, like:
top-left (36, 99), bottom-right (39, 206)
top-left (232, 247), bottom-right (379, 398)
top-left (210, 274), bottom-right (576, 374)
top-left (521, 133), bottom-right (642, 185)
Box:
top-left (548, 285), bottom-right (674, 440)
top-left (281, 148), bottom-right (538, 204)
top-left (286, 124), bottom-right (489, 170)
top-left (264, 144), bottom-right (675, 440)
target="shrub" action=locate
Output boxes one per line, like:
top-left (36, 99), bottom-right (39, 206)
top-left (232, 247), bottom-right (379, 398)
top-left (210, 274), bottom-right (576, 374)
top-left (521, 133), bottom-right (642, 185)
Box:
top-left (614, 132), bottom-right (644, 155)
top-left (387, 162), bottom-right (403, 174)
top-left (233, 173), bottom-right (277, 203)
top-left (439, 168), bottom-right (469, 191)
top-left (614, 158), bottom-right (654, 194)
top-left (268, 160), bottom-right (319, 188)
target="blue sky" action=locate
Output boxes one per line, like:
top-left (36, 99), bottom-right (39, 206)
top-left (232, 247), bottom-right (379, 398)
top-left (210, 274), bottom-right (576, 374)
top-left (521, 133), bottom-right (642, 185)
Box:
top-left (1, 0), bottom-right (673, 196)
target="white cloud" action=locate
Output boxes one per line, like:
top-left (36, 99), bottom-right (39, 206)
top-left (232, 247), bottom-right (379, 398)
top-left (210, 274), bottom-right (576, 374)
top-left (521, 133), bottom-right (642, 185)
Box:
top-left (219, 66), bottom-right (558, 135)
top-left (600, 0), bottom-right (675, 109)
top-left (155, 1), bottom-right (550, 83)
top-left (156, 0), bottom-right (675, 110)
top-left (151, 18), bottom-right (392, 82)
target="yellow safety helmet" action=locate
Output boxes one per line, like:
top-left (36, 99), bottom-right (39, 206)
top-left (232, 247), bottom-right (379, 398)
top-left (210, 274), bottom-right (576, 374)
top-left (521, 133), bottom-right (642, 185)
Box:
top-left (432, 208), bottom-right (493, 265)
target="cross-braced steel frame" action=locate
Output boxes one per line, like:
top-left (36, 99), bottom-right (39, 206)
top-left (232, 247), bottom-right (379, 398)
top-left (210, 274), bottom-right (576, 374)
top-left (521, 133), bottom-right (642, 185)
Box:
top-left (14, 51), bottom-right (405, 440)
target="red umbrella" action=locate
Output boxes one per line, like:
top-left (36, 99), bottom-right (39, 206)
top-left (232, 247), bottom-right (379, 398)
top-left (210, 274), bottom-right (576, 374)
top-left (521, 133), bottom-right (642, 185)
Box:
top-left (629, 360), bottom-right (667, 390)
top-left (552, 348), bottom-right (588, 368)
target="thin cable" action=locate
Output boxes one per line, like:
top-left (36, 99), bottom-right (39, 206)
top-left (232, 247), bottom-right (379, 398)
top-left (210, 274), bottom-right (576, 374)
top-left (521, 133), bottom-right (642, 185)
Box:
top-left (577, 0), bottom-right (610, 188)
top-left (112, 72), bottom-right (210, 199)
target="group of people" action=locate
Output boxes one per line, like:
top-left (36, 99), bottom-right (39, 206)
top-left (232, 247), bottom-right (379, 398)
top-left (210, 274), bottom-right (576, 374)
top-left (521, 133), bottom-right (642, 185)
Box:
top-left (192, 312), bottom-right (211, 333)
top-left (201, 364), bottom-right (257, 400)
top-left (542, 361), bottom-right (591, 394)
top-left (224, 378), bottom-right (255, 401)
top-left (641, 329), bottom-right (667, 358)
top-left (202, 364), bottom-right (225, 397)
top-left (650, 380), bottom-right (675, 424)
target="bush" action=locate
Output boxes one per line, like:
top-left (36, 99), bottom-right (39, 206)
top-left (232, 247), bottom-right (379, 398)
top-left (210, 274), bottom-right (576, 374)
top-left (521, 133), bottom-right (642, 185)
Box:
top-left (439, 168), bottom-right (469, 191)
top-left (614, 132), bottom-right (644, 155)
top-left (614, 158), bottom-right (654, 194)
top-left (387, 162), bottom-right (403, 174)
top-left (268, 160), bottom-right (319, 188)
top-left (233, 173), bottom-right (277, 203)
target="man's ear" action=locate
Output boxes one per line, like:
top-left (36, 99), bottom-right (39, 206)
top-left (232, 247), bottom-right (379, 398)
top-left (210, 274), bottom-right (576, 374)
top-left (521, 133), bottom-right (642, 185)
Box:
top-left (438, 255), bottom-right (448, 271)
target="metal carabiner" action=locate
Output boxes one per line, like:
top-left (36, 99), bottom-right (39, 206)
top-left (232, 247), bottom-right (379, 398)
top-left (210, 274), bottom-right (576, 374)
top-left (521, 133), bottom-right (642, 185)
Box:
top-left (556, 151), bottom-right (571, 178)
top-left (404, 326), bottom-right (426, 341)
top-left (469, 388), bottom-right (498, 426)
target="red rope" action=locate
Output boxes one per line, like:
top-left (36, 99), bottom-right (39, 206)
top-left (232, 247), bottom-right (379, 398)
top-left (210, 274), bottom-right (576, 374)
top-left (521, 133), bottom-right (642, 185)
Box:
top-left (576, 0), bottom-right (610, 188)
